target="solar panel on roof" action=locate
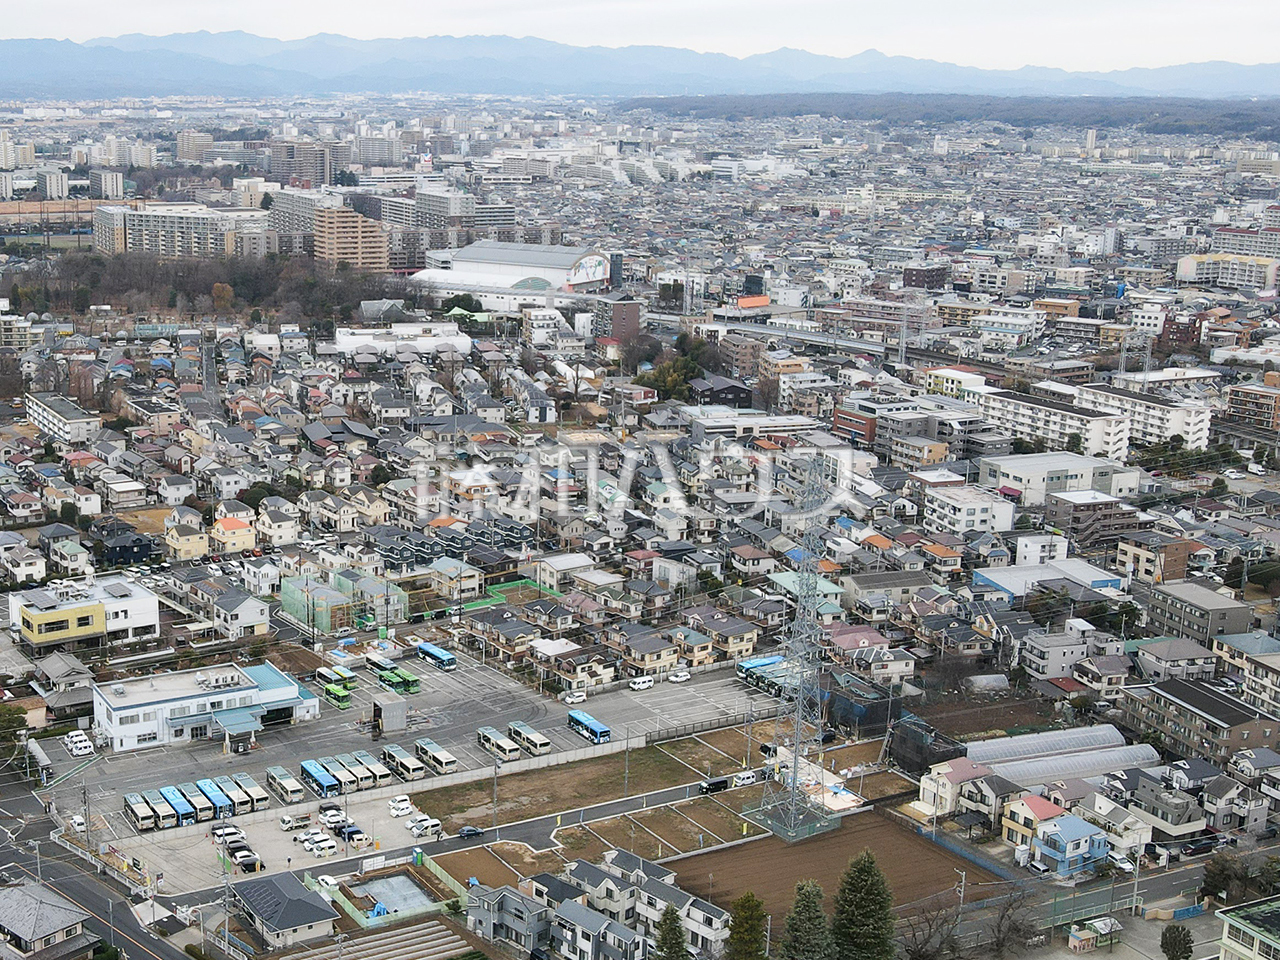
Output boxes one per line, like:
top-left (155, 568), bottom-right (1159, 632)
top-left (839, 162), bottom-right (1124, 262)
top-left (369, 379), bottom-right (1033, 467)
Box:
top-left (105, 582), bottom-right (133, 597)
top-left (27, 591), bottom-right (58, 610)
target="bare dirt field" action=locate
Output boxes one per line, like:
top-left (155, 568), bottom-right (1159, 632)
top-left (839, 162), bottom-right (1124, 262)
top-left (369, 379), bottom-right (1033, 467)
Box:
top-left (913, 696), bottom-right (1054, 739)
top-left (675, 797), bottom-right (765, 844)
top-left (853, 771), bottom-right (916, 801)
top-left (674, 813), bottom-right (998, 922)
top-left (630, 806), bottom-right (711, 855)
top-left (121, 505), bottom-right (175, 536)
top-left (434, 847), bottom-right (520, 888)
top-left (413, 747), bottom-right (692, 833)
top-left (487, 841), bottom-right (566, 879)
top-left (552, 826), bottom-right (612, 864)
top-left (658, 738), bottom-right (745, 778)
top-left (822, 741), bottom-right (885, 769)
top-left (588, 815), bottom-right (675, 862)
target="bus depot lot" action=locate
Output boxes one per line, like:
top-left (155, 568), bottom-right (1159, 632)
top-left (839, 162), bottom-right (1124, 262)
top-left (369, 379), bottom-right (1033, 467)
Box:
top-left (42, 660), bottom-right (780, 838)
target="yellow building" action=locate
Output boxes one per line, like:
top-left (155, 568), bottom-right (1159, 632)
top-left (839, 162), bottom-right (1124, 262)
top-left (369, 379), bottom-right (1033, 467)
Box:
top-left (165, 524), bottom-right (209, 561)
top-left (313, 207), bottom-right (389, 273)
top-left (210, 517), bottom-right (256, 554)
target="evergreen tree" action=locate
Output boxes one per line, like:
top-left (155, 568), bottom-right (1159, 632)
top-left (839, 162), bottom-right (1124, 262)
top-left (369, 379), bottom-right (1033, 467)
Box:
top-left (831, 850), bottom-right (895, 960)
top-left (1160, 924), bottom-right (1194, 960)
top-left (654, 904), bottom-right (688, 960)
top-left (726, 892), bottom-right (768, 960)
top-left (783, 880), bottom-right (831, 960)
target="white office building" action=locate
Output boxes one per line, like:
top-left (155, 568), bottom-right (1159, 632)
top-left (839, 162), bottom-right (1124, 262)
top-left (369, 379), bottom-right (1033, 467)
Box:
top-left (977, 452), bottom-right (1141, 506)
top-left (922, 485), bottom-right (1016, 537)
top-left (93, 661), bottom-right (319, 753)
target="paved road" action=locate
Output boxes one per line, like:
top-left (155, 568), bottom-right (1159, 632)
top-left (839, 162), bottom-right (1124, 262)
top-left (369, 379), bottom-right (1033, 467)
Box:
top-left (0, 826), bottom-right (188, 960)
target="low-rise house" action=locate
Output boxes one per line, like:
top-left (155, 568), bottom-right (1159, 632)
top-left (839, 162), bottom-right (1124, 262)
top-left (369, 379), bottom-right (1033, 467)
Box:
top-left (210, 516), bottom-right (255, 554)
top-left (1201, 775), bottom-right (1269, 834)
top-left (1134, 637), bottom-right (1219, 682)
top-left (1069, 791), bottom-right (1153, 861)
top-left (0, 881), bottom-right (97, 960)
top-left (233, 873), bottom-right (338, 948)
top-left (1031, 814), bottom-right (1109, 877)
top-left (5, 546), bottom-right (45, 584)
top-left (1002, 794), bottom-right (1066, 849)
top-left (165, 524), bottom-right (209, 562)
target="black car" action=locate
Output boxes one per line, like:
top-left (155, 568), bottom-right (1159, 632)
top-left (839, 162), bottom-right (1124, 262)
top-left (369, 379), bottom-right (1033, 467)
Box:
top-left (319, 801), bottom-right (341, 815)
top-left (457, 826), bottom-right (484, 839)
top-left (1181, 837), bottom-right (1217, 856)
top-left (698, 777), bottom-right (729, 795)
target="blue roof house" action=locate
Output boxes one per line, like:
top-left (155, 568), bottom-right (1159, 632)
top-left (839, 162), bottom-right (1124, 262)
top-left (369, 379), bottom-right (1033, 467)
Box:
top-left (1032, 814), bottom-right (1109, 877)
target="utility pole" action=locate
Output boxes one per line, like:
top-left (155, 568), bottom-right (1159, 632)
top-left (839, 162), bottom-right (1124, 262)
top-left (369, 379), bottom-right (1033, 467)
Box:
top-left (624, 724), bottom-right (631, 797)
top-left (81, 779), bottom-right (91, 860)
top-left (954, 868), bottom-right (967, 910)
top-left (492, 757), bottom-right (501, 831)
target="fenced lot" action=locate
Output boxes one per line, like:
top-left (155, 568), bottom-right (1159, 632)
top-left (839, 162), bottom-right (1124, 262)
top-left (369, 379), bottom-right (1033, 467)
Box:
top-left (673, 813), bottom-right (999, 922)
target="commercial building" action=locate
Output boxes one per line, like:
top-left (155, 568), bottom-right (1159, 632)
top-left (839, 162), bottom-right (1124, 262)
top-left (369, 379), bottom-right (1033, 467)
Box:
top-left (1218, 894), bottom-right (1280, 960)
top-left (413, 240), bottom-right (610, 294)
top-left (921, 485), bottom-right (1015, 537)
top-left (978, 452), bottom-right (1140, 506)
top-left (1121, 678), bottom-right (1280, 763)
top-left (974, 390), bottom-right (1129, 460)
top-left (312, 207), bottom-right (389, 272)
top-left (7, 576), bottom-right (159, 656)
top-left (1146, 581), bottom-right (1253, 643)
top-left (25, 393), bottom-right (102, 446)
top-left (1074, 383), bottom-right (1211, 451)
top-left (93, 660), bottom-right (319, 753)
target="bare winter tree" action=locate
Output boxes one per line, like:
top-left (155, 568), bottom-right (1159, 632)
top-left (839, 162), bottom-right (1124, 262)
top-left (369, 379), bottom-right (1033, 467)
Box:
top-left (898, 897), bottom-right (965, 960)
top-left (985, 891), bottom-right (1038, 959)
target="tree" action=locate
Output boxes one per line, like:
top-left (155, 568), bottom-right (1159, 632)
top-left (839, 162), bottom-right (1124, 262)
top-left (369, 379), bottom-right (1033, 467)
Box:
top-left (831, 851), bottom-right (894, 960)
top-left (1203, 852), bottom-right (1250, 903)
top-left (1064, 432), bottom-right (1083, 454)
top-left (654, 905), bottom-right (688, 960)
top-left (59, 502), bottom-right (79, 525)
top-left (442, 293), bottom-right (484, 314)
top-left (782, 880), bottom-right (831, 960)
top-left (259, 193), bottom-right (274, 210)
top-left (985, 891), bottom-right (1037, 959)
top-left (1211, 477), bottom-right (1229, 497)
top-left (72, 286), bottom-right (92, 314)
top-left (725, 892), bottom-right (768, 960)
top-left (0, 703), bottom-right (26, 762)
top-left (212, 283), bottom-right (234, 313)
top-left (369, 465), bottom-right (395, 488)
top-left (1160, 924), bottom-right (1194, 960)
top-left (897, 898), bottom-right (963, 960)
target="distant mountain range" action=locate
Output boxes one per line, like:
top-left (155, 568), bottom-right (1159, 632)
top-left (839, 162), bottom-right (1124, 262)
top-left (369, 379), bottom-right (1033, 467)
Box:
top-left (0, 32), bottom-right (1274, 99)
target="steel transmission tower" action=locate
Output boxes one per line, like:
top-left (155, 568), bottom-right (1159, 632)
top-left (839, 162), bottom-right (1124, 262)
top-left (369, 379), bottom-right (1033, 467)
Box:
top-left (750, 458), bottom-right (839, 842)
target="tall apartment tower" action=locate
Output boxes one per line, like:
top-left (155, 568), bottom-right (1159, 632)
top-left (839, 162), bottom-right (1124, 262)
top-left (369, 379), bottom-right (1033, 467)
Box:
top-left (177, 130), bottom-right (214, 163)
top-left (313, 207), bottom-right (389, 273)
top-left (36, 170), bottom-right (68, 200)
top-left (89, 169), bottom-right (125, 200)
top-left (414, 187), bottom-right (476, 229)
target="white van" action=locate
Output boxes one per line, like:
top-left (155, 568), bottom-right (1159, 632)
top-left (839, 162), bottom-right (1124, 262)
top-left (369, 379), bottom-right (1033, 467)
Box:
top-left (628, 676), bottom-right (655, 691)
top-left (732, 771), bottom-right (758, 788)
top-left (1249, 463), bottom-right (1266, 476)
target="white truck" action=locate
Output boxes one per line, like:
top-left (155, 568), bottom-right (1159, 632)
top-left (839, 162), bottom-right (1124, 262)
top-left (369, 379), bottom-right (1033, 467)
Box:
top-left (279, 813), bottom-right (314, 831)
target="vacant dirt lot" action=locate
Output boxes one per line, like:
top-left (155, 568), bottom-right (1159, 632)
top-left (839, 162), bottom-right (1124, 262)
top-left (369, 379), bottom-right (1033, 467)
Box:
top-left (913, 696), bottom-right (1053, 739)
top-left (674, 813), bottom-right (998, 921)
top-left (553, 826), bottom-right (612, 863)
top-left (676, 797), bottom-right (766, 844)
top-left (488, 841), bottom-right (566, 878)
top-left (413, 746), bottom-right (692, 833)
top-left (854, 770), bottom-right (916, 801)
top-left (434, 847), bottom-right (520, 888)
top-left (121, 505), bottom-right (175, 536)
top-left (631, 806), bottom-right (710, 855)
top-left (659, 738), bottom-right (745, 778)
top-left (589, 815), bottom-right (674, 862)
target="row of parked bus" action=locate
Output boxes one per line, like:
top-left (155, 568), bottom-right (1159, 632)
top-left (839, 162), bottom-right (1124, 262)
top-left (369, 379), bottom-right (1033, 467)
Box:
top-left (318, 643), bottom-right (458, 709)
top-left (124, 774), bottom-right (270, 831)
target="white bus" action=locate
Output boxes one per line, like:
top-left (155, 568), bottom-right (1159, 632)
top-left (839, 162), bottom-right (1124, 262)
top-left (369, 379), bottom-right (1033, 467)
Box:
top-left (334, 753), bottom-right (374, 791)
top-left (178, 782), bottom-right (215, 822)
top-left (414, 737), bottom-right (458, 775)
top-left (214, 776), bottom-right (253, 816)
top-left (124, 793), bottom-right (155, 831)
top-left (232, 773), bottom-right (271, 811)
top-left (318, 757), bottom-right (358, 794)
top-left (381, 743), bottom-right (427, 781)
top-left (477, 726), bottom-right (521, 762)
top-left (266, 765), bottom-right (305, 804)
top-left (141, 790), bottom-right (177, 829)
top-left (352, 750), bottom-right (394, 787)
top-left (507, 721), bottom-right (553, 756)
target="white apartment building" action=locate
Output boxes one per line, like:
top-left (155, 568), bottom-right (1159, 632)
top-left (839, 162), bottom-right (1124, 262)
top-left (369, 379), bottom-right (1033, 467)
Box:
top-left (88, 169), bottom-right (124, 200)
top-left (968, 306), bottom-right (1046, 347)
top-left (93, 202), bottom-right (268, 259)
top-left (1176, 254), bottom-right (1280, 290)
top-left (922, 485), bottom-right (1015, 537)
top-left (25, 393), bottom-right (102, 446)
top-left (36, 169), bottom-right (68, 200)
top-left (974, 390), bottom-right (1130, 460)
top-left (268, 188), bottom-right (345, 234)
top-left (1074, 383), bottom-right (1211, 450)
top-left (977, 452), bottom-right (1141, 506)
top-left (93, 661), bottom-right (319, 753)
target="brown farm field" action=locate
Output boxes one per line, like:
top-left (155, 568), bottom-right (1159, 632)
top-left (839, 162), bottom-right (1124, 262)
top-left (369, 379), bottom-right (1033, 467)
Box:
top-left (913, 697), bottom-right (1053, 738)
top-left (674, 813), bottom-right (998, 922)
top-left (434, 847), bottom-right (520, 889)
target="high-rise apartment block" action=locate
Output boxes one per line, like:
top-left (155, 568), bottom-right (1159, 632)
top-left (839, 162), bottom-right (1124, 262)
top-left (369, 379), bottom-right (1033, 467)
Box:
top-left (176, 130), bottom-right (214, 163)
top-left (313, 207), bottom-right (389, 272)
top-left (36, 170), bottom-right (68, 200)
top-left (88, 169), bottom-right (124, 200)
top-left (415, 187), bottom-right (476, 229)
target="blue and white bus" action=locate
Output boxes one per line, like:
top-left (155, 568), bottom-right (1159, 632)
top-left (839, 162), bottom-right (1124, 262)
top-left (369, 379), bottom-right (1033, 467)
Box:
top-left (567, 710), bottom-right (611, 744)
top-left (416, 641), bottom-right (457, 671)
top-left (299, 760), bottom-right (340, 798)
top-left (178, 782), bottom-right (215, 822)
top-left (159, 786), bottom-right (197, 826)
top-left (196, 778), bottom-right (234, 819)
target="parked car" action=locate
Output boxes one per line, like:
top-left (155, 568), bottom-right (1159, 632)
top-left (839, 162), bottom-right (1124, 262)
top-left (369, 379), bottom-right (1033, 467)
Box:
top-left (337, 823), bottom-right (364, 840)
top-left (698, 777), bottom-right (730, 795)
top-left (389, 802), bottom-right (414, 818)
top-left (1181, 837), bottom-right (1218, 856)
top-left (67, 815), bottom-right (85, 833)
top-left (667, 671), bottom-right (691, 684)
top-left (563, 691), bottom-right (587, 705)
top-left (1107, 853), bottom-right (1135, 874)
top-left (1259, 826), bottom-right (1278, 840)
top-left (628, 676), bottom-right (655, 691)
top-left (319, 809), bottom-right (348, 828)
top-left (457, 826), bottom-right (484, 839)
top-left (295, 828), bottom-right (327, 846)
top-left (732, 771), bottom-right (758, 788)
top-left (310, 838), bottom-right (338, 858)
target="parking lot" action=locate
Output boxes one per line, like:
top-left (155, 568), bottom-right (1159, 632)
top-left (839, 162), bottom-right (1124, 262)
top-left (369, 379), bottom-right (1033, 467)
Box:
top-left (40, 654), bottom-right (779, 843)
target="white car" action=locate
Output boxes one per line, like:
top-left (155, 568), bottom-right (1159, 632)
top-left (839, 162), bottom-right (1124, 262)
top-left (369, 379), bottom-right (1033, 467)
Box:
top-left (563, 691), bottom-right (587, 705)
top-left (628, 676), bottom-right (654, 691)
top-left (316, 875), bottom-right (339, 889)
top-left (1107, 853), bottom-right (1135, 874)
top-left (405, 814), bottom-right (435, 831)
top-left (319, 809), bottom-right (347, 828)
top-left (310, 838), bottom-right (338, 858)
top-left (302, 833), bottom-right (334, 852)
top-left (67, 815), bottom-right (85, 833)
top-left (389, 802), bottom-right (414, 818)
top-left (1225, 470), bottom-right (1246, 480)
top-left (295, 828), bottom-right (327, 846)
top-left (667, 671), bottom-right (691, 684)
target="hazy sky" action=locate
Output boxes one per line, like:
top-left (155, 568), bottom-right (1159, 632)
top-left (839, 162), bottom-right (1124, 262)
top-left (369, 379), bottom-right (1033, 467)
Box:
top-left (13, 0), bottom-right (1280, 72)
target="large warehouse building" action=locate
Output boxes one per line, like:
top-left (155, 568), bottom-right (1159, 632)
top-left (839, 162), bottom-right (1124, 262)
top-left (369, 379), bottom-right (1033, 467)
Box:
top-left (410, 239), bottom-right (610, 308)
